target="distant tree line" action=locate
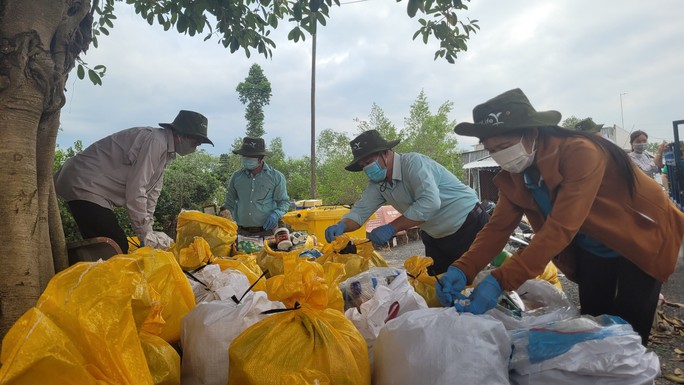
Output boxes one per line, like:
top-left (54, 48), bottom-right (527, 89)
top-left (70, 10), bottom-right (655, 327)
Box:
top-left (54, 90), bottom-right (464, 241)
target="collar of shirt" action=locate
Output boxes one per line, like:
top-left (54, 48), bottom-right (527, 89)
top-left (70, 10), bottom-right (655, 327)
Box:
top-left (391, 152), bottom-right (403, 184)
top-left (164, 128), bottom-right (177, 159)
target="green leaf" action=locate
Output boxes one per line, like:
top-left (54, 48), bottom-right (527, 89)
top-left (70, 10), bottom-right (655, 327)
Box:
top-left (407, 0), bottom-right (420, 17)
top-left (93, 64), bottom-right (105, 70)
top-left (87, 69), bottom-right (102, 85)
top-left (316, 12), bottom-right (326, 26)
top-left (310, 0), bottom-right (320, 12)
top-left (77, 64), bottom-right (85, 80)
top-left (100, 26), bottom-right (109, 36)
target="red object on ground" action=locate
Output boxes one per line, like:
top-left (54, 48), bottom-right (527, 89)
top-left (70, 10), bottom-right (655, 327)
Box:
top-left (365, 205), bottom-right (403, 233)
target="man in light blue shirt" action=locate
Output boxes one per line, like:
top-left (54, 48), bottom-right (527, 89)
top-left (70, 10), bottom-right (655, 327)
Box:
top-left (223, 137), bottom-right (290, 237)
top-left (324, 130), bottom-right (488, 274)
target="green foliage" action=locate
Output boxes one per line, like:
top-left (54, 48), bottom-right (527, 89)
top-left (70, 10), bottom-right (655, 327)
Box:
top-left (399, 90), bottom-right (463, 178)
top-left (54, 142), bottom-right (85, 243)
top-left (80, 0), bottom-right (480, 85)
top-left (561, 115), bottom-right (582, 129)
top-left (156, 150), bottom-right (225, 233)
top-left (315, 129), bottom-right (368, 204)
top-left (236, 64), bottom-right (272, 137)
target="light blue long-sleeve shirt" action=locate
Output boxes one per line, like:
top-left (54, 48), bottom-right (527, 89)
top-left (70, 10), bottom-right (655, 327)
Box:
top-left (343, 152), bottom-right (478, 238)
top-left (224, 162), bottom-right (290, 228)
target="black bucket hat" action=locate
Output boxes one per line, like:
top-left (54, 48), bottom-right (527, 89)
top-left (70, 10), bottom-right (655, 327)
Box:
top-left (345, 130), bottom-right (400, 172)
top-left (574, 118), bottom-right (604, 133)
top-left (233, 137), bottom-right (270, 157)
top-left (454, 88), bottom-right (562, 139)
top-left (160, 110), bottom-right (213, 145)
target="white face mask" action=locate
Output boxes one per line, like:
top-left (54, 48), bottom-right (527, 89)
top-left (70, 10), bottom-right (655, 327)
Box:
top-left (490, 135), bottom-right (536, 173)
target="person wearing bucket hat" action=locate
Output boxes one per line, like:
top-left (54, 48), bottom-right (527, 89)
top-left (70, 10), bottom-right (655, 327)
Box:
top-left (222, 137), bottom-right (290, 239)
top-left (54, 110), bottom-right (213, 253)
top-left (574, 117), bottom-right (604, 134)
top-left (441, 88), bottom-right (684, 345)
top-left (325, 129), bottom-right (488, 275)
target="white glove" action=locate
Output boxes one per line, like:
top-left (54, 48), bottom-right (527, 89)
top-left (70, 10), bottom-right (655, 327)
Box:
top-left (144, 231), bottom-right (174, 249)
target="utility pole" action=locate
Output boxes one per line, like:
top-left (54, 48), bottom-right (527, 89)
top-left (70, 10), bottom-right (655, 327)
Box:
top-left (620, 92), bottom-right (627, 130)
top-left (310, 22), bottom-right (317, 199)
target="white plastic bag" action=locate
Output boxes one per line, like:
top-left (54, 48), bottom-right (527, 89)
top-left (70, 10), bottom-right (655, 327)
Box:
top-left (373, 308), bottom-right (511, 385)
top-left (186, 264), bottom-right (252, 303)
top-left (144, 231), bottom-right (174, 249)
top-left (345, 271), bottom-right (428, 356)
top-left (487, 279), bottom-right (579, 330)
top-left (180, 291), bottom-right (285, 385)
top-left (509, 315), bottom-right (659, 385)
top-left (339, 267), bottom-right (404, 310)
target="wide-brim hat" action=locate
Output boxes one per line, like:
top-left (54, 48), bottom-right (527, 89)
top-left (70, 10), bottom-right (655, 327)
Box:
top-left (345, 130), bottom-right (400, 172)
top-left (233, 137), bottom-right (270, 157)
top-left (454, 88), bottom-right (562, 139)
top-left (574, 118), bottom-right (604, 133)
top-left (160, 110), bottom-right (213, 145)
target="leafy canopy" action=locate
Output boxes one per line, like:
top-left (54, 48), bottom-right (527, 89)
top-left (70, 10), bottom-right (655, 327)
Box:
top-left (79, 0), bottom-right (479, 81)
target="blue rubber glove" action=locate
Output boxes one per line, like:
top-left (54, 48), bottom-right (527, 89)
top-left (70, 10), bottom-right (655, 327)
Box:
top-left (435, 266), bottom-right (468, 307)
top-left (262, 212), bottom-right (280, 231)
top-left (464, 274), bottom-right (503, 314)
top-left (325, 221), bottom-right (346, 243)
top-left (369, 223), bottom-right (397, 245)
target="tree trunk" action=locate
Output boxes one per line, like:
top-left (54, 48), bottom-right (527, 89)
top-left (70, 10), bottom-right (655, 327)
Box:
top-left (0, 0), bottom-right (92, 340)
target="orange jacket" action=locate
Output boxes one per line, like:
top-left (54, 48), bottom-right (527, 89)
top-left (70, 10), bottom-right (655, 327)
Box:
top-left (454, 135), bottom-right (684, 291)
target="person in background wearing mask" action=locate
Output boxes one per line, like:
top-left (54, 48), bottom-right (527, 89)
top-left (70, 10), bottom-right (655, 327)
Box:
top-left (441, 88), bottom-right (684, 345)
top-left (628, 130), bottom-right (662, 181)
top-left (222, 137), bottom-right (290, 237)
top-left (324, 130), bottom-right (487, 275)
top-left (54, 110), bottom-right (213, 253)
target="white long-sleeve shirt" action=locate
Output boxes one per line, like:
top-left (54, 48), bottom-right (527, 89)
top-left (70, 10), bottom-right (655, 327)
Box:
top-left (54, 127), bottom-right (176, 238)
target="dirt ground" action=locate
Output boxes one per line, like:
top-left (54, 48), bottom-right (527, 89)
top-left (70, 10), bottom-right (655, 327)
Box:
top-left (378, 239), bottom-right (684, 384)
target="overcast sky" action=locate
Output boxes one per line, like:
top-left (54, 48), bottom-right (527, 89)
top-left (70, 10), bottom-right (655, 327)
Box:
top-left (59, 0), bottom-right (684, 157)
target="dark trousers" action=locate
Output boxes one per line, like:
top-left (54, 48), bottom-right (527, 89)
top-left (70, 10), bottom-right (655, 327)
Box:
top-left (576, 250), bottom-right (661, 346)
top-left (420, 203), bottom-right (490, 275)
top-left (67, 200), bottom-right (129, 254)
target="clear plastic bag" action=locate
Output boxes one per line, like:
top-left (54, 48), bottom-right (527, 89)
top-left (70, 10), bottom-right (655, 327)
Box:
top-left (339, 267), bottom-right (404, 310)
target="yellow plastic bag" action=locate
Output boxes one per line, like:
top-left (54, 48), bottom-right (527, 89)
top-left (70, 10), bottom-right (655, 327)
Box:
top-left (171, 210), bottom-right (237, 259)
top-left (403, 255), bottom-right (442, 308)
top-left (228, 255), bottom-right (370, 385)
top-left (179, 237), bottom-right (267, 292)
top-left (496, 252), bottom-right (563, 291)
top-left (127, 249), bottom-right (196, 343)
top-left (317, 236), bottom-right (388, 280)
top-left (256, 236), bottom-right (316, 278)
top-left (535, 262), bottom-right (562, 290)
top-left (321, 262), bottom-right (346, 313)
top-left (0, 255), bottom-right (182, 385)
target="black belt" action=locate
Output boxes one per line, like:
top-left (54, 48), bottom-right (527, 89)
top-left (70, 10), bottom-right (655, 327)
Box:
top-left (239, 226), bottom-right (265, 233)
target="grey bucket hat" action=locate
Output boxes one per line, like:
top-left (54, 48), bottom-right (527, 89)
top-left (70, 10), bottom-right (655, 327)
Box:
top-left (454, 88), bottom-right (562, 139)
top-left (160, 110), bottom-right (213, 145)
top-left (233, 137), bottom-right (270, 157)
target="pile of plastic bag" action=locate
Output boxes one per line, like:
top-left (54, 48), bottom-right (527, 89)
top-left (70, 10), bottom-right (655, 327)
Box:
top-left (0, 213), bottom-right (663, 385)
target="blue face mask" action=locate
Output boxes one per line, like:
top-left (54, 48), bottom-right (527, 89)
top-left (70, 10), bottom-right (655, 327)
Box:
top-left (242, 157), bottom-right (260, 170)
top-left (363, 158), bottom-right (387, 182)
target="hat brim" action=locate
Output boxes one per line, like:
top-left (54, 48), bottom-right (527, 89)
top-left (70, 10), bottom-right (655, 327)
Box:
top-left (232, 149), bottom-right (270, 157)
top-left (454, 110), bottom-right (562, 139)
top-left (160, 123), bottom-right (214, 146)
top-left (345, 139), bottom-right (400, 172)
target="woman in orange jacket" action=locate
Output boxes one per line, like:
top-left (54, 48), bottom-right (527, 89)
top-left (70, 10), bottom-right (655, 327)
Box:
top-left (439, 88), bottom-right (684, 345)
